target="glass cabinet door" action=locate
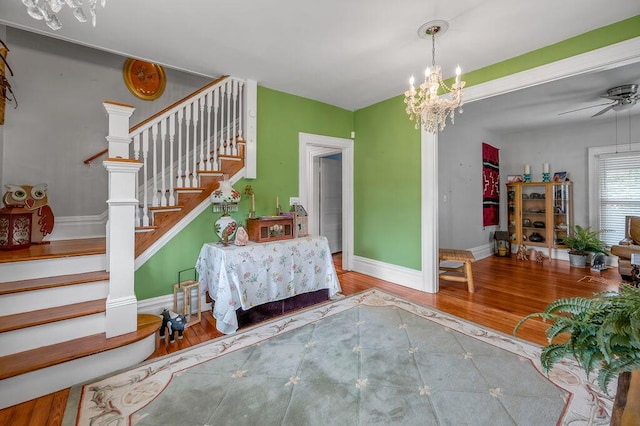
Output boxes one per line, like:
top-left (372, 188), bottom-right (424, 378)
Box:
top-left (552, 183), bottom-right (571, 247)
top-left (520, 184), bottom-right (547, 247)
top-left (507, 185), bottom-right (518, 243)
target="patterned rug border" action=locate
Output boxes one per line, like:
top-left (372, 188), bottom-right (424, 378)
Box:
top-left (63, 289), bottom-right (615, 425)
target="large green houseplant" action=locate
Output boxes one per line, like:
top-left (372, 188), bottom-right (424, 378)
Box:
top-left (562, 225), bottom-right (609, 267)
top-left (514, 284), bottom-right (640, 396)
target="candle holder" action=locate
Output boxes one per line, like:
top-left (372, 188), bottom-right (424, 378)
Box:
top-left (248, 210), bottom-right (256, 219)
top-left (542, 172), bottom-right (550, 182)
top-left (524, 173), bottom-right (531, 182)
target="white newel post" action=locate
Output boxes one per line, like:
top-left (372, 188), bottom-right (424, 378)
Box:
top-left (244, 79), bottom-right (258, 179)
top-left (103, 101), bottom-right (141, 337)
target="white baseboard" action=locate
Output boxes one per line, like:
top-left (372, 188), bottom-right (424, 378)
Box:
top-left (46, 211), bottom-right (107, 241)
top-left (137, 292), bottom-right (211, 317)
top-left (351, 255), bottom-right (423, 290)
top-left (351, 242), bottom-right (494, 291)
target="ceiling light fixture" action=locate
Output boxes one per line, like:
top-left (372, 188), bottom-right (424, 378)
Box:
top-left (404, 20), bottom-right (465, 133)
top-left (21, 0), bottom-right (107, 31)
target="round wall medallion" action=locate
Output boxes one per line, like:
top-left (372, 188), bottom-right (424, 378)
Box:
top-left (123, 58), bottom-right (166, 101)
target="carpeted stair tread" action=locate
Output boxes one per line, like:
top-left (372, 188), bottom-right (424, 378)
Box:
top-left (0, 314), bottom-right (162, 380)
top-left (0, 271), bottom-right (109, 295)
top-left (0, 299), bottom-right (106, 333)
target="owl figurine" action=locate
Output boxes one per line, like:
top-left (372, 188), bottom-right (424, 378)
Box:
top-left (2, 183), bottom-right (55, 244)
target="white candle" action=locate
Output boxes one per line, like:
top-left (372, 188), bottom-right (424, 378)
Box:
top-left (276, 196), bottom-right (279, 207)
top-left (543, 163), bottom-right (549, 173)
top-left (524, 164), bottom-right (530, 174)
top-left (455, 66), bottom-right (461, 84)
top-left (251, 194), bottom-right (255, 212)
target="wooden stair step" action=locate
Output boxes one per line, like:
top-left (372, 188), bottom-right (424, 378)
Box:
top-left (0, 238), bottom-right (106, 264)
top-left (0, 314), bottom-right (162, 380)
top-left (0, 271), bottom-right (109, 296)
top-left (0, 299), bottom-right (106, 333)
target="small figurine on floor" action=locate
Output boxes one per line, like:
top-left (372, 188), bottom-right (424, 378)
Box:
top-left (516, 244), bottom-right (528, 261)
top-left (159, 309), bottom-right (187, 343)
top-left (535, 251), bottom-right (545, 263)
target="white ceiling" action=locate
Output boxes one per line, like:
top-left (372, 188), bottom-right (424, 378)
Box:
top-left (462, 60), bottom-right (640, 132)
top-left (0, 0), bottom-right (639, 113)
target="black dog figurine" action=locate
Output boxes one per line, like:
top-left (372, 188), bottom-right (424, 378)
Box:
top-left (159, 309), bottom-right (187, 343)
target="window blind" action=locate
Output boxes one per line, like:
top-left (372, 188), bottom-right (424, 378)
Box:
top-left (598, 151), bottom-right (640, 246)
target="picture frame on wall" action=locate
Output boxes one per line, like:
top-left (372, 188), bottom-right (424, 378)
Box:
top-left (553, 171), bottom-right (568, 182)
top-left (507, 175), bottom-right (523, 183)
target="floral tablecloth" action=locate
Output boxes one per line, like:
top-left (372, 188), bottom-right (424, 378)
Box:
top-left (195, 236), bottom-right (341, 333)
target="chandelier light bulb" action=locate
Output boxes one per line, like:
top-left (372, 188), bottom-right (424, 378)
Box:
top-left (409, 75), bottom-right (415, 87)
top-left (404, 19), bottom-right (465, 133)
top-left (22, 0), bottom-right (107, 30)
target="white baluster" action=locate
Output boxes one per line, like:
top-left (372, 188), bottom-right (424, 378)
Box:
top-left (168, 113), bottom-right (176, 205)
top-left (177, 108), bottom-right (184, 188)
top-left (206, 91), bottom-right (213, 171)
top-left (232, 80), bottom-right (238, 156)
top-left (199, 95), bottom-right (206, 174)
top-left (225, 80), bottom-right (231, 155)
top-left (192, 100), bottom-right (199, 187)
top-left (213, 87), bottom-right (220, 170)
top-left (151, 126), bottom-right (159, 207)
top-left (141, 130), bottom-right (150, 227)
top-left (133, 133), bottom-right (141, 226)
top-left (184, 104), bottom-right (192, 188)
top-left (237, 80), bottom-right (244, 145)
top-left (160, 120), bottom-right (167, 207)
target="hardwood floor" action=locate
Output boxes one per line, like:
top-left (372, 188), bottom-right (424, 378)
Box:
top-left (0, 252), bottom-right (628, 424)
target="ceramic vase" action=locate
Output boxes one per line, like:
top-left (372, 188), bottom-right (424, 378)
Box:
top-left (215, 214), bottom-right (238, 244)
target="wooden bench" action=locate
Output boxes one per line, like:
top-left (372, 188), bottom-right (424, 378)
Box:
top-left (439, 248), bottom-right (476, 293)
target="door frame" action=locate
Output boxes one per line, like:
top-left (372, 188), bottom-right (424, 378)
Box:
top-left (299, 133), bottom-right (354, 270)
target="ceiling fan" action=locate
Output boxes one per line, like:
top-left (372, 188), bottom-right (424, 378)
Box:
top-left (559, 84), bottom-right (639, 117)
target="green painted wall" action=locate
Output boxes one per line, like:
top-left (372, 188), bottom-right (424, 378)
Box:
top-left (353, 96), bottom-right (422, 269)
top-left (351, 15), bottom-right (640, 270)
top-left (135, 86), bottom-right (353, 300)
top-left (136, 16), bottom-right (640, 298)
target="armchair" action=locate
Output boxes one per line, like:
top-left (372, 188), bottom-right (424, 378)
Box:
top-left (610, 216), bottom-right (640, 278)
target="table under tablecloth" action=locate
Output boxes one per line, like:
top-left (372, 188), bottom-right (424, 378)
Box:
top-left (195, 235), bottom-right (341, 333)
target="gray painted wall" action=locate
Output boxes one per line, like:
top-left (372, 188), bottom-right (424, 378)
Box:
top-left (439, 101), bottom-right (640, 251)
top-left (0, 26), bottom-right (210, 217)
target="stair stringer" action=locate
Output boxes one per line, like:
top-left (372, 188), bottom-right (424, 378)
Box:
top-left (134, 168), bottom-right (245, 269)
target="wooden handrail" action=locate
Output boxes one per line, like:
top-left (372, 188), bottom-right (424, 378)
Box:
top-left (83, 148), bottom-right (108, 165)
top-left (130, 75), bottom-right (229, 133)
top-left (83, 75), bottom-right (230, 166)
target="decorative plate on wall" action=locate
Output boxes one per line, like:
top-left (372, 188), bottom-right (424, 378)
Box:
top-left (123, 58), bottom-right (166, 101)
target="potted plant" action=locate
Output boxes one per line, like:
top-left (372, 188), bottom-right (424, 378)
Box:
top-left (514, 284), bottom-right (640, 424)
top-left (562, 225), bottom-right (609, 267)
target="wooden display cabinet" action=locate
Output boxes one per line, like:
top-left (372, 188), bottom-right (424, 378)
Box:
top-left (247, 217), bottom-right (294, 242)
top-left (507, 181), bottom-right (573, 259)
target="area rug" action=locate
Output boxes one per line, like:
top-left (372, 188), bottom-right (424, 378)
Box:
top-left (63, 290), bottom-right (615, 425)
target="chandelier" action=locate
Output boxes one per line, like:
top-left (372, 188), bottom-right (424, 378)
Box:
top-left (21, 0), bottom-right (107, 30)
top-left (404, 20), bottom-right (465, 133)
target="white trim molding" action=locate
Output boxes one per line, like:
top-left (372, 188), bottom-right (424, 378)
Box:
top-left (299, 132), bottom-right (354, 271)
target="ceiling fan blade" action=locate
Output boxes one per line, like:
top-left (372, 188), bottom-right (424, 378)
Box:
top-left (557, 101), bottom-right (613, 116)
top-left (591, 104), bottom-right (616, 117)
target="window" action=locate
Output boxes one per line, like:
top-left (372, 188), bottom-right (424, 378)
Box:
top-left (590, 147), bottom-right (640, 246)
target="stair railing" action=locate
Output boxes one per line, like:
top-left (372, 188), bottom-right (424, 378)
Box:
top-left (129, 76), bottom-right (245, 227)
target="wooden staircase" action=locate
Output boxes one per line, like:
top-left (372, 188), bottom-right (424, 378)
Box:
top-left (0, 76), bottom-right (250, 410)
top-left (135, 148), bottom-right (245, 257)
top-left (0, 240), bottom-right (161, 409)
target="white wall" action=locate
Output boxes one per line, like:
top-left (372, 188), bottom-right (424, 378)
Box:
top-left (438, 111), bottom-right (504, 250)
top-left (438, 102), bottom-right (640, 251)
top-left (0, 26), bottom-right (211, 220)
top-left (499, 114), bottom-right (640, 229)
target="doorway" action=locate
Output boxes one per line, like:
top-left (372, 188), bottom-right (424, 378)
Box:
top-left (315, 153), bottom-right (343, 253)
top-left (299, 133), bottom-right (353, 270)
